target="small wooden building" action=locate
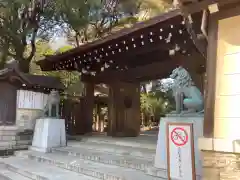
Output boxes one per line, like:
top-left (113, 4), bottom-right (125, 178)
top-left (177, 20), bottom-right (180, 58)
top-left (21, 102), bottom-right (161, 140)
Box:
top-left (0, 61), bottom-right (64, 150)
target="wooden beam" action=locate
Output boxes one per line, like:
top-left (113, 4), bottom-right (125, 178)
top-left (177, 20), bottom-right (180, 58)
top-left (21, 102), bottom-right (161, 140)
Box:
top-left (82, 49), bottom-right (205, 83)
top-left (184, 17), bottom-right (207, 59)
top-left (203, 13), bottom-right (218, 137)
top-left (180, 0), bottom-right (240, 15)
top-left (82, 58), bottom-right (180, 83)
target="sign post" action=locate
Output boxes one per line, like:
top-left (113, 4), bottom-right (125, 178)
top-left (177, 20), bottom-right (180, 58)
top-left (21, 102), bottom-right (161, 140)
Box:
top-left (167, 123), bottom-right (196, 180)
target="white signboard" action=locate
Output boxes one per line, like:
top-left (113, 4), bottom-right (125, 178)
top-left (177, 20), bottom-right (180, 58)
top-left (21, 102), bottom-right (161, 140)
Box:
top-left (167, 123), bottom-right (196, 180)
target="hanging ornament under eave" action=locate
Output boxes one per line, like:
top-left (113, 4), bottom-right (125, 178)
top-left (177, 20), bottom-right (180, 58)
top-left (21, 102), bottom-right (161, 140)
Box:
top-left (82, 68), bottom-right (87, 74)
top-left (90, 72), bottom-right (96, 76)
top-left (175, 44), bottom-right (180, 52)
top-left (169, 49), bottom-right (175, 56)
top-left (182, 50), bottom-right (187, 54)
top-left (165, 33), bottom-right (172, 43)
top-left (104, 63), bottom-right (109, 68)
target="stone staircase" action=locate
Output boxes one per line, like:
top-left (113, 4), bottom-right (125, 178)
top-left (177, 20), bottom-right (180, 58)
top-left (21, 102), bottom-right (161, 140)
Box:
top-left (0, 137), bottom-right (167, 180)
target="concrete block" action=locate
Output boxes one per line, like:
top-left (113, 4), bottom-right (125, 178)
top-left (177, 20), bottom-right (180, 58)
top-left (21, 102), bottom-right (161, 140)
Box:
top-left (30, 118), bottom-right (66, 152)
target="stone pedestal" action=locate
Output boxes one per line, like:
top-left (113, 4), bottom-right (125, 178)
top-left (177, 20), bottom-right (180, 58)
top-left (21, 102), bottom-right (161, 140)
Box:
top-left (30, 118), bottom-right (66, 153)
top-left (154, 114), bottom-right (204, 179)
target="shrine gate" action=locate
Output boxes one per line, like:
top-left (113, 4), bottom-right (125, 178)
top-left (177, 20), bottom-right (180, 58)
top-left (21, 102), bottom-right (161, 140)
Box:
top-left (37, 9), bottom-right (206, 137)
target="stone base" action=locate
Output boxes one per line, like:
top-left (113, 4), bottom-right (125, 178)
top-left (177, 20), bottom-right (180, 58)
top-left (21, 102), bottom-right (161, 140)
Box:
top-left (16, 108), bottom-right (43, 131)
top-left (154, 114), bottom-right (204, 178)
top-left (30, 118), bottom-right (66, 153)
top-left (0, 126), bottom-right (18, 150)
top-left (201, 150), bottom-right (240, 180)
top-left (199, 138), bottom-right (240, 180)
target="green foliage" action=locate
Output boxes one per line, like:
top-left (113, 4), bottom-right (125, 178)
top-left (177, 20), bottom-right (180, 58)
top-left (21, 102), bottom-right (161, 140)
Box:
top-left (30, 40), bottom-right (83, 96)
top-left (58, 0), bottom-right (172, 46)
top-left (0, 0), bottom-right (56, 72)
top-left (0, 0), bottom-right (173, 71)
top-left (140, 80), bottom-right (175, 123)
top-left (141, 92), bottom-right (167, 118)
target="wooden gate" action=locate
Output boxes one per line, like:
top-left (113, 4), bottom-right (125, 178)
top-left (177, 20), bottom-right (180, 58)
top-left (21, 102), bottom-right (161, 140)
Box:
top-left (60, 98), bottom-right (83, 135)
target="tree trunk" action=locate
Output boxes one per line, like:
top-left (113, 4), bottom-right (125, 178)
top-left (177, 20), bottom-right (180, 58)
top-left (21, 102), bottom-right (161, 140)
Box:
top-left (19, 60), bottom-right (30, 73)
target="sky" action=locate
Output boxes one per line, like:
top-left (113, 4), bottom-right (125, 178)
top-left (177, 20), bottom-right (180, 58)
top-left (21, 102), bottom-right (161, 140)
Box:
top-left (49, 36), bottom-right (69, 50)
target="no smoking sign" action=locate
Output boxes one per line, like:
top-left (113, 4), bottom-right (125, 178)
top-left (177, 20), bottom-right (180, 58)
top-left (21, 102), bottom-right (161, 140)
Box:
top-left (171, 127), bottom-right (188, 146)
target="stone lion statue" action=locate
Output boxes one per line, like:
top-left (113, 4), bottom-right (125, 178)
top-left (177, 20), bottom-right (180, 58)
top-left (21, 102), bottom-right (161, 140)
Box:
top-left (43, 90), bottom-right (60, 118)
top-left (169, 66), bottom-right (204, 114)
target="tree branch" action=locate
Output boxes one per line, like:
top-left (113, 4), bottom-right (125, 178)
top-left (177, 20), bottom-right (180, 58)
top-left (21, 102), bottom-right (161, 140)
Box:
top-left (26, 27), bottom-right (38, 62)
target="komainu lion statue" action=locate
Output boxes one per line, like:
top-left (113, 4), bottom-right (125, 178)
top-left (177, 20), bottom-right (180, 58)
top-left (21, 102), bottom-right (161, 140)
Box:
top-left (169, 66), bottom-right (204, 114)
top-left (43, 90), bottom-right (60, 118)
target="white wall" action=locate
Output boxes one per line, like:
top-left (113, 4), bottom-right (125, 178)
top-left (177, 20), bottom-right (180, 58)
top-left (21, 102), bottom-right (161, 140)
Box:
top-left (16, 90), bottom-right (49, 130)
top-left (17, 90), bottom-right (49, 110)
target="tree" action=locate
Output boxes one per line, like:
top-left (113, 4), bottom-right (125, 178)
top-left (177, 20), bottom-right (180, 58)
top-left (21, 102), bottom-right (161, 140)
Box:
top-left (56, 0), bottom-right (173, 46)
top-left (0, 0), bottom-right (56, 72)
top-left (140, 92), bottom-right (167, 125)
top-left (54, 0), bottom-right (134, 46)
top-left (30, 40), bottom-right (83, 96)
top-left (52, 0), bottom-right (91, 46)
top-left (140, 78), bottom-right (175, 126)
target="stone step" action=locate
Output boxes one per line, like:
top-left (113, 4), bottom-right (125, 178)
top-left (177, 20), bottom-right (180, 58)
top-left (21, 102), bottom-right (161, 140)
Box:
top-left (0, 165), bottom-right (31, 180)
top-left (52, 146), bottom-right (153, 171)
top-left (67, 141), bottom-right (155, 160)
top-left (52, 147), bottom-right (168, 179)
top-left (80, 136), bottom-right (157, 150)
top-left (0, 157), bottom-right (99, 180)
top-left (16, 150), bottom-right (164, 180)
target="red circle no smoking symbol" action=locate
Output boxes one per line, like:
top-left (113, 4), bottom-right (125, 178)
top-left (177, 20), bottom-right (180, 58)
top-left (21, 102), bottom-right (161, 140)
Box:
top-left (171, 127), bottom-right (188, 146)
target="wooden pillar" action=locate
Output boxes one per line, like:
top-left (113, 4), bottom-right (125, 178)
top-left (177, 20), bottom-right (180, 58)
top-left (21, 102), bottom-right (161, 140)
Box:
top-left (74, 98), bottom-right (85, 135)
top-left (203, 13), bottom-right (218, 137)
top-left (108, 82), bottom-right (140, 137)
top-left (83, 82), bottom-right (94, 134)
